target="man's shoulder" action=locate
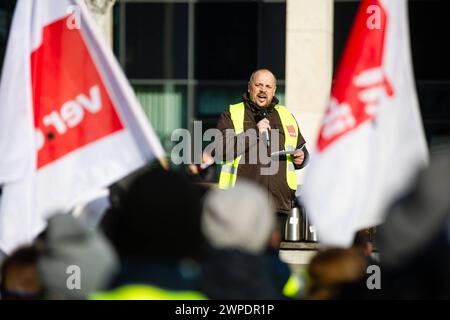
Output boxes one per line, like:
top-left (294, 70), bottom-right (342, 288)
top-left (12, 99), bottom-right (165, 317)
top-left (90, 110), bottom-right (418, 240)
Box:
top-left (220, 102), bottom-right (244, 114)
top-left (275, 104), bottom-right (288, 110)
top-left (275, 105), bottom-right (298, 117)
top-left (229, 101), bottom-right (245, 108)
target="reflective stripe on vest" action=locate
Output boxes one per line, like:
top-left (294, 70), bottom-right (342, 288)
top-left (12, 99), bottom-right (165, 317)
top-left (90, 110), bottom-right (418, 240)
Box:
top-left (90, 284), bottom-right (207, 300)
top-left (275, 105), bottom-right (299, 190)
top-left (283, 267), bottom-right (309, 299)
top-left (218, 103), bottom-right (244, 189)
top-left (283, 274), bottom-right (301, 298)
top-left (218, 102), bottom-right (298, 190)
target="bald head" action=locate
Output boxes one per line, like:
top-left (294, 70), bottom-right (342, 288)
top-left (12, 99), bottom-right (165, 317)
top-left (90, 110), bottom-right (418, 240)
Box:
top-left (249, 69), bottom-right (277, 86)
top-left (248, 69), bottom-right (277, 107)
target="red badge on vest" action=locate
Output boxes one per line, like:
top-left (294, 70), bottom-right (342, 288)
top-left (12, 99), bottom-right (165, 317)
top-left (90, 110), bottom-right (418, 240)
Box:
top-left (287, 125), bottom-right (297, 137)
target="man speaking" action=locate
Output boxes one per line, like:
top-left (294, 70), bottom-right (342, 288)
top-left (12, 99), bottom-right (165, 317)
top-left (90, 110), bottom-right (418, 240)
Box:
top-left (214, 69), bottom-right (309, 236)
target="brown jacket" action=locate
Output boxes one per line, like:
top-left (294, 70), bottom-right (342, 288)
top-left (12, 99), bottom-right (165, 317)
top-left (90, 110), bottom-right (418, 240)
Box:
top-left (214, 93), bottom-right (309, 214)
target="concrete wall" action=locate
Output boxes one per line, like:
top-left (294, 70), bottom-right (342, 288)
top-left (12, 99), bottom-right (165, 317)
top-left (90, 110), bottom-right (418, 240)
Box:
top-left (84, 0), bottom-right (115, 47)
top-left (285, 0), bottom-right (334, 183)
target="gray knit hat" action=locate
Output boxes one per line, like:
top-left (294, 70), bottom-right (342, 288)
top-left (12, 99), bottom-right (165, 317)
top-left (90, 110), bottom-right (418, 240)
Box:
top-left (202, 180), bottom-right (276, 254)
top-left (38, 214), bottom-right (118, 299)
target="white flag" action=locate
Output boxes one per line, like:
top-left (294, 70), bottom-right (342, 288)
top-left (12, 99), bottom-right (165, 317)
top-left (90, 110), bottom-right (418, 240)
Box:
top-left (302, 0), bottom-right (428, 247)
top-left (0, 0), bottom-right (165, 254)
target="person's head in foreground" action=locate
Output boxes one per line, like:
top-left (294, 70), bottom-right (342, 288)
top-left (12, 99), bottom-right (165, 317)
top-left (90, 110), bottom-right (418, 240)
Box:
top-left (306, 247), bottom-right (367, 300)
top-left (201, 179), bottom-right (285, 299)
top-left (0, 245), bottom-right (42, 300)
top-left (92, 168), bottom-right (207, 300)
top-left (37, 214), bottom-right (118, 300)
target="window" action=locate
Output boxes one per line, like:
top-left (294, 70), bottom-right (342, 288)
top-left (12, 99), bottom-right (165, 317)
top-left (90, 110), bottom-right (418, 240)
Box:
top-left (195, 1), bottom-right (286, 117)
top-left (409, 1), bottom-right (450, 80)
top-left (114, 0), bottom-right (287, 152)
top-left (195, 2), bottom-right (257, 80)
top-left (196, 82), bottom-right (285, 117)
top-left (195, 1), bottom-right (285, 80)
top-left (134, 84), bottom-right (187, 151)
top-left (124, 2), bottom-right (188, 79)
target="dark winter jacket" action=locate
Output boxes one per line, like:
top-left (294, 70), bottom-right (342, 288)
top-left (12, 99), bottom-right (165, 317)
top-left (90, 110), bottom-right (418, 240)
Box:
top-left (215, 93), bottom-right (309, 213)
top-left (201, 248), bottom-right (284, 299)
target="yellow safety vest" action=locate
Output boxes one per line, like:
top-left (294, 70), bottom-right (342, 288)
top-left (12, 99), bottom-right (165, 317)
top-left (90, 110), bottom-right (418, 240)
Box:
top-left (218, 102), bottom-right (299, 190)
top-left (282, 268), bottom-right (309, 299)
top-left (90, 284), bottom-right (207, 300)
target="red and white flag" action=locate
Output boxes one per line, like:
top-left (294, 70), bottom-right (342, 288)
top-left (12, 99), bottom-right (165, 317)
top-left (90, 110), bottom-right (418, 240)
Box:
top-left (303, 0), bottom-right (428, 247)
top-left (0, 0), bottom-right (165, 254)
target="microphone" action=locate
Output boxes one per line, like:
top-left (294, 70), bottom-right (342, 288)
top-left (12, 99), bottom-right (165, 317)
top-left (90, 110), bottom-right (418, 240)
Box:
top-left (258, 109), bottom-right (270, 147)
top-left (261, 129), bottom-right (270, 147)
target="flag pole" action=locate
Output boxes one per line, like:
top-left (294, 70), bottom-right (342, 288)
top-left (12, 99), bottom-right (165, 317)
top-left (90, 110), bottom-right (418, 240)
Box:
top-left (157, 156), bottom-right (170, 170)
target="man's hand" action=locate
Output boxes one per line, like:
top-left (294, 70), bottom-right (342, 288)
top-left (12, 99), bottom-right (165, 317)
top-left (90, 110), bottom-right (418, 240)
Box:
top-left (256, 118), bottom-right (271, 133)
top-left (293, 150), bottom-right (305, 166)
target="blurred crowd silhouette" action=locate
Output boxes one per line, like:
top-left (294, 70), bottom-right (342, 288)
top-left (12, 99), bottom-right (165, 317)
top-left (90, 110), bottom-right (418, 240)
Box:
top-left (1, 149), bottom-right (450, 300)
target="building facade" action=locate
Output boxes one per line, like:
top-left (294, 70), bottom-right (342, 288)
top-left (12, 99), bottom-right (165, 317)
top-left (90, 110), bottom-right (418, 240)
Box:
top-left (1, 0), bottom-right (449, 158)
